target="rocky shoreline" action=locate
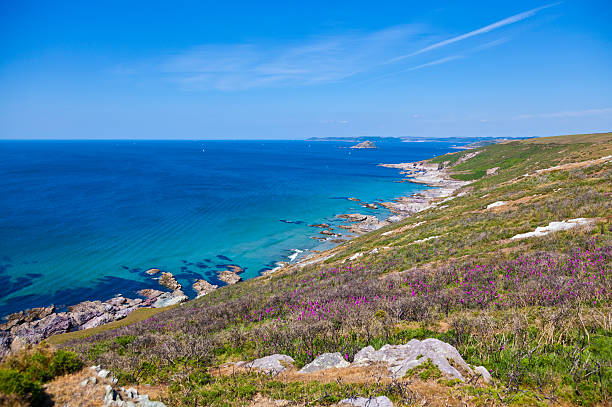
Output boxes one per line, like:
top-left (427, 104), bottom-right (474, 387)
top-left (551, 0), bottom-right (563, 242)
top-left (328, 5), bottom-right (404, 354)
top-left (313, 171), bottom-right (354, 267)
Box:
top-left (0, 265), bottom-right (245, 357)
top-left (1, 157), bottom-right (463, 358)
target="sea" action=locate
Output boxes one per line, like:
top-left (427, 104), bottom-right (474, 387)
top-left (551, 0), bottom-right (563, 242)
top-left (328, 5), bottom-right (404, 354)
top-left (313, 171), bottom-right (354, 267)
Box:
top-left (0, 140), bottom-right (460, 317)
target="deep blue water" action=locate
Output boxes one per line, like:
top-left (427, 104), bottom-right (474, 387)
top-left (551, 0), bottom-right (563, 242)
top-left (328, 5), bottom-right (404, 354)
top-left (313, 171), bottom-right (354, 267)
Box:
top-left (0, 140), bottom-right (456, 317)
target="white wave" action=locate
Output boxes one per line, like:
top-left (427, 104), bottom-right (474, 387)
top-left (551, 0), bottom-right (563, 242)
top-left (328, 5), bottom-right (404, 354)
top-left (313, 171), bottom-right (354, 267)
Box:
top-left (288, 248), bottom-right (304, 262)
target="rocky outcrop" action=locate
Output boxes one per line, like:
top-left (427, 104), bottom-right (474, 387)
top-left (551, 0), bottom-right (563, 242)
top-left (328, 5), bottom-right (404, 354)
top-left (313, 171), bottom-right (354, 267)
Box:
top-left (337, 214), bottom-right (389, 234)
top-left (193, 279), bottom-right (218, 297)
top-left (69, 301), bottom-right (113, 326)
top-left (299, 352), bottom-right (350, 373)
top-left (152, 290), bottom-right (189, 308)
top-left (350, 140), bottom-right (377, 149)
top-left (218, 270), bottom-right (242, 285)
top-left (158, 272), bottom-right (181, 291)
top-left (86, 365), bottom-right (167, 407)
top-left (1, 293), bottom-right (161, 356)
top-left (237, 354), bottom-right (295, 375)
top-left (144, 268), bottom-right (160, 275)
top-left (0, 306), bottom-right (55, 331)
top-left (353, 338), bottom-right (490, 381)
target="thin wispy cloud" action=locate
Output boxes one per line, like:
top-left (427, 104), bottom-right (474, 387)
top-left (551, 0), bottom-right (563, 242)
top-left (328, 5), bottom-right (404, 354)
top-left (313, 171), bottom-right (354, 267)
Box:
top-left (408, 55), bottom-right (464, 71)
top-left (137, 3), bottom-right (558, 91)
top-left (515, 107), bottom-right (612, 119)
top-left (385, 2), bottom-right (560, 64)
top-left (161, 25), bottom-right (421, 90)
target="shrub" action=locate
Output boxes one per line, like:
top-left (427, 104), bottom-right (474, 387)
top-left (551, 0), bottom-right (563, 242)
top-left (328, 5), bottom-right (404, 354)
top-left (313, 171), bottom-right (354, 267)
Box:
top-left (50, 350), bottom-right (83, 376)
top-left (0, 368), bottom-right (43, 405)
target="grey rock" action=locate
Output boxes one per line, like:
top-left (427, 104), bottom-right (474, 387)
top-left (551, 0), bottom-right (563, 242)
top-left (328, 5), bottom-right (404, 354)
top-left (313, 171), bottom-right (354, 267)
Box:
top-left (353, 338), bottom-right (473, 380)
top-left (0, 331), bottom-right (12, 357)
top-left (90, 365), bottom-right (101, 371)
top-left (340, 396), bottom-right (393, 407)
top-left (106, 296), bottom-right (127, 308)
top-left (82, 313), bottom-right (114, 330)
top-left (299, 352), bottom-right (350, 373)
top-left (475, 366), bottom-right (492, 383)
top-left (137, 289), bottom-right (165, 299)
top-left (244, 354), bottom-right (295, 374)
top-left (98, 369), bottom-right (111, 378)
top-left (111, 377), bottom-right (118, 384)
top-left (104, 385), bottom-right (122, 406)
top-left (69, 301), bottom-right (112, 326)
top-left (80, 378), bottom-right (90, 387)
top-left (153, 290), bottom-right (189, 308)
top-left (125, 387), bottom-right (139, 399)
top-left (114, 307), bottom-right (138, 320)
top-left (138, 395), bottom-right (166, 407)
top-left (126, 402), bottom-right (137, 407)
top-left (24, 306), bottom-right (55, 323)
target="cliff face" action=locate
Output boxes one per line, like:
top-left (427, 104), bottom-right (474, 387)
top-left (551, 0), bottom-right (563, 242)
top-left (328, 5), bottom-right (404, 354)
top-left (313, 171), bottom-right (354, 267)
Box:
top-left (5, 133), bottom-right (612, 407)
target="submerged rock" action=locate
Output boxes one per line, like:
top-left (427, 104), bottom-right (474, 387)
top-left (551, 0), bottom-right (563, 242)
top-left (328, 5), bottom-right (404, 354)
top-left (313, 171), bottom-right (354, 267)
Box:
top-left (299, 352), bottom-right (350, 373)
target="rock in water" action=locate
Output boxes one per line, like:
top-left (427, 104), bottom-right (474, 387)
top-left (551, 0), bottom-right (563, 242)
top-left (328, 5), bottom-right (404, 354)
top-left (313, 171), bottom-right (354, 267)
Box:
top-left (159, 272), bottom-right (181, 290)
top-left (299, 352), bottom-right (350, 373)
top-left (193, 279), bottom-right (218, 297)
top-left (350, 140), bottom-right (377, 149)
top-left (218, 270), bottom-right (242, 285)
top-left (145, 268), bottom-right (160, 275)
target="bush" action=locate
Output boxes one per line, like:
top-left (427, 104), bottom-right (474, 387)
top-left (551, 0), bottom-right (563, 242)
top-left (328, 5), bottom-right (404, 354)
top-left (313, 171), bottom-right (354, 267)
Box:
top-left (50, 350), bottom-right (83, 376)
top-left (0, 368), bottom-right (43, 405)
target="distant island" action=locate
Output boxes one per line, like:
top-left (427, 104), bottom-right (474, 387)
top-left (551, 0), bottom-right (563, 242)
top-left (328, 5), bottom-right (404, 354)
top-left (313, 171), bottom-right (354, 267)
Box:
top-left (350, 140), bottom-right (377, 149)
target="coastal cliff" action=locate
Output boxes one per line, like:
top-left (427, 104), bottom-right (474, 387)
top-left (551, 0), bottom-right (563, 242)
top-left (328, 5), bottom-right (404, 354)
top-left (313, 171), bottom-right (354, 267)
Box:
top-left (2, 133), bottom-right (612, 407)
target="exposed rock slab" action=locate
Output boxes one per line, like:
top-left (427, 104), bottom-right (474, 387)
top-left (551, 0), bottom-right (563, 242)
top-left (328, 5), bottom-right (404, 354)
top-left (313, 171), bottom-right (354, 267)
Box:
top-left (340, 396), bottom-right (393, 407)
top-left (152, 290), bottom-right (189, 308)
top-left (510, 218), bottom-right (595, 240)
top-left (353, 338), bottom-right (487, 381)
top-left (299, 352), bottom-right (350, 373)
top-left (239, 354), bottom-right (295, 374)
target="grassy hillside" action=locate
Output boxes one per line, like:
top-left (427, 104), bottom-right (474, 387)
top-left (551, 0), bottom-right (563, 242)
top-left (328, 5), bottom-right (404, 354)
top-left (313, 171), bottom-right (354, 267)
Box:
top-left (6, 133), bottom-right (612, 406)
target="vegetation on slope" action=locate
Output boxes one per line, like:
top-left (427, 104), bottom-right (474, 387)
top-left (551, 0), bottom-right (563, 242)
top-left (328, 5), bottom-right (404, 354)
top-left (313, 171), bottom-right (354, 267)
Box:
top-left (5, 133), bottom-right (612, 406)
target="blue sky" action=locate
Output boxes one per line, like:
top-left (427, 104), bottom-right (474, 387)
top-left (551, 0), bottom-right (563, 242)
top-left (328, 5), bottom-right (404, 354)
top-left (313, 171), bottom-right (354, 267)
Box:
top-left (1, 1), bottom-right (611, 139)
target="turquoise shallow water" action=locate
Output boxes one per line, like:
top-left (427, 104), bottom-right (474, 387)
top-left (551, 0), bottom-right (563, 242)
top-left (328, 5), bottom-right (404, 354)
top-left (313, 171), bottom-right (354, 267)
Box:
top-left (0, 140), bottom-right (457, 317)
